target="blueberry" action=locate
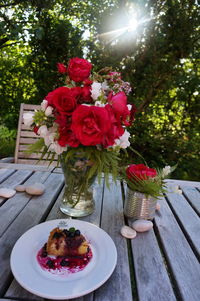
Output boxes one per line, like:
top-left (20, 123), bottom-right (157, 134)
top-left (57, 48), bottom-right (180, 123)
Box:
top-left (74, 230), bottom-right (80, 236)
top-left (46, 259), bottom-right (55, 269)
top-left (60, 259), bottom-right (69, 267)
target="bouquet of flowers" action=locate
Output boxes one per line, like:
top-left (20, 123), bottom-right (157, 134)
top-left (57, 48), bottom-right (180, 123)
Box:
top-left (125, 164), bottom-right (173, 199)
top-left (23, 57), bottom-right (136, 211)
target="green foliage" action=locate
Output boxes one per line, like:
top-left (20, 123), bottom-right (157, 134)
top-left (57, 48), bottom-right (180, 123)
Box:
top-left (0, 125), bottom-right (16, 158)
top-left (126, 175), bottom-right (166, 199)
top-left (61, 146), bottom-right (120, 187)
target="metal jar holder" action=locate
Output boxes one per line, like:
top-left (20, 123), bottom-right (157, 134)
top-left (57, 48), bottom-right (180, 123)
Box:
top-left (124, 187), bottom-right (157, 220)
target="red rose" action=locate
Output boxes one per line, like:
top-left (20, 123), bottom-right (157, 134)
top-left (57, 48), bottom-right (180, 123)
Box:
top-left (126, 164), bottom-right (157, 181)
top-left (54, 114), bottom-right (68, 128)
top-left (58, 125), bottom-right (79, 148)
top-left (108, 91), bottom-right (130, 125)
top-left (45, 87), bottom-right (77, 116)
top-left (57, 63), bottom-right (67, 74)
top-left (71, 105), bottom-right (113, 146)
top-left (81, 85), bottom-right (92, 102)
top-left (71, 86), bottom-right (83, 103)
top-left (67, 57), bottom-right (92, 82)
top-left (84, 79), bottom-right (93, 85)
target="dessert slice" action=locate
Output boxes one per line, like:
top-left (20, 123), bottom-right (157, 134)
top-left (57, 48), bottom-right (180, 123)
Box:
top-left (46, 227), bottom-right (89, 257)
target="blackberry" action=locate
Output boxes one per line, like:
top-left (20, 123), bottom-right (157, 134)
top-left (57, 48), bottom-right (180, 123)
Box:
top-left (46, 259), bottom-right (55, 269)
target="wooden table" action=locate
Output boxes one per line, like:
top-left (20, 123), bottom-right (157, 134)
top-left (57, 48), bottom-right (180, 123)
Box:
top-left (0, 164), bottom-right (200, 301)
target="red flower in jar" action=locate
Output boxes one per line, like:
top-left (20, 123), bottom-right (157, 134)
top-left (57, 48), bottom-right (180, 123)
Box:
top-left (126, 164), bottom-right (157, 181)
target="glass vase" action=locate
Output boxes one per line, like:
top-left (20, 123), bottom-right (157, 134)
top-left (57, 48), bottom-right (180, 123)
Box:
top-left (124, 187), bottom-right (157, 220)
top-left (59, 154), bottom-right (96, 217)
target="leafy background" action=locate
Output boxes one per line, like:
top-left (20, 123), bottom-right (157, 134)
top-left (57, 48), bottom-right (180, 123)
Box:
top-left (0, 0), bottom-right (199, 180)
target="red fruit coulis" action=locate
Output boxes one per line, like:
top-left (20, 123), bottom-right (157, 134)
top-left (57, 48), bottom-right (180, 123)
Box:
top-left (37, 245), bottom-right (93, 276)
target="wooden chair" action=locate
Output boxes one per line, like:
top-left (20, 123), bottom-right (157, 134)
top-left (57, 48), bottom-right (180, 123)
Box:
top-left (14, 103), bottom-right (58, 166)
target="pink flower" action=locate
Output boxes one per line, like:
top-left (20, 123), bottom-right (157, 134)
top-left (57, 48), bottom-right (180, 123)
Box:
top-left (108, 91), bottom-right (130, 124)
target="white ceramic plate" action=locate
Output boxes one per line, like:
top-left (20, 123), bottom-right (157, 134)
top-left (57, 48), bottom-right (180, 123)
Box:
top-left (10, 219), bottom-right (117, 300)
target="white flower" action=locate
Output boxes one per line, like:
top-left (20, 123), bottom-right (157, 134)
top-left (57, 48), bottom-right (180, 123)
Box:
top-left (94, 101), bottom-right (105, 107)
top-left (45, 106), bottom-right (53, 116)
top-left (41, 99), bottom-right (48, 111)
top-left (49, 142), bottom-right (67, 155)
top-left (162, 166), bottom-right (171, 176)
top-left (23, 112), bottom-right (34, 127)
top-left (38, 125), bottom-right (48, 138)
top-left (91, 82), bottom-right (102, 100)
top-left (44, 132), bottom-right (56, 147)
top-left (114, 130), bottom-right (131, 149)
top-left (102, 81), bottom-right (109, 91)
top-left (127, 104), bottom-right (132, 111)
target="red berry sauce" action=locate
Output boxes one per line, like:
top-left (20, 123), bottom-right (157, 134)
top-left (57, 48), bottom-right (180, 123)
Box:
top-left (37, 245), bottom-right (93, 276)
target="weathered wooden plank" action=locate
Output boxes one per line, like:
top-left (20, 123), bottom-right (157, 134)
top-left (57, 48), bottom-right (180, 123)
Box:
top-left (166, 179), bottom-right (200, 188)
top-left (23, 104), bottom-right (41, 110)
top-left (0, 171), bottom-right (50, 237)
top-left (0, 168), bottom-right (15, 183)
top-left (19, 144), bottom-right (33, 151)
top-left (166, 192), bottom-right (200, 257)
top-left (180, 186), bottom-right (200, 215)
top-left (154, 196), bottom-right (200, 301)
top-left (129, 222), bottom-right (176, 301)
top-left (18, 151), bottom-right (51, 159)
top-left (0, 173), bottom-right (64, 296)
top-left (19, 137), bottom-right (39, 144)
top-left (16, 159), bottom-right (58, 166)
top-left (20, 130), bottom-right (38, 138)
top-left (0, 163), bottom-right (54, 172)
top-left (4, 279), bottom-right (44, 301)
top-left (0, 169), bottom-right (32, 206)
top-left (0, 169), bottom-right (31, 189)
top-left (52, 167), bottom-right (62, 173)
top-left (0, 299), bottom-right (30, 301)
top-left (94, 180), bottom-right (133, 301)
top-left (45, 186), bottom-right (69, 221)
